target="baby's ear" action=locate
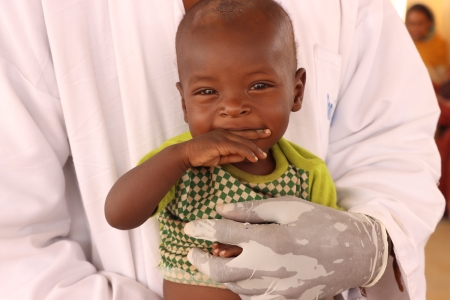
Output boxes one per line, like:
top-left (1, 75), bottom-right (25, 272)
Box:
top-left (292, 68), bottom-right (306, 112)
top-left (176, 82), bottom-right (189, 123)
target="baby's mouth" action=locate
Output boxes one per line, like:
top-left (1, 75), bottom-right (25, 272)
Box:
top-left (221, 127), bottom-right (265, 132)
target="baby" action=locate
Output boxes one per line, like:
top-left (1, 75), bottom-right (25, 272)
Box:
top-left (105, 0), bottom-right (339, 299)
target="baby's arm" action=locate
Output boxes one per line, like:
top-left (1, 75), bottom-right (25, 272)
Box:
top-left (105, 142), bottom-right (190, 230)
top-left (105, 129), bottom-right (269, 230)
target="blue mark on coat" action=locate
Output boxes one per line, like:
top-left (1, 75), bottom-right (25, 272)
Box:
top-left (327, 94), bottom-right (333, 120)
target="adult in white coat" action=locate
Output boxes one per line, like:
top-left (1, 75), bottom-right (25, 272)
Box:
top-left (0, 0), bottom-right (444, 299)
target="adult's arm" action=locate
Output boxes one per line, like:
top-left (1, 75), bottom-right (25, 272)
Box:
top-left (328, 0), bottom-right (445, 298)
top-left (0, 1), bottom-right (160, 299)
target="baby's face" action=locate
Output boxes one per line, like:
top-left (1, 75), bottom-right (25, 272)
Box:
top-left (177, 11), bottom-right (304, 153)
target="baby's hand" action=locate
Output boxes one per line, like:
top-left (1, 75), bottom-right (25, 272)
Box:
top-left (211, 242), bottom-right (243, 258)
top-left (180, 129), bottom-right (271, 168)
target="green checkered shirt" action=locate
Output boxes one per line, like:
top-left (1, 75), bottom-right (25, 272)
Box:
top-left (138, 132), bottom-right (338, 288)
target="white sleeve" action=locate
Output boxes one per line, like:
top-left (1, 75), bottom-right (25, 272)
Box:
top-left (327, 0), bottom-right (445, 298)
top-left (0, 1), bottom-right (160, 299)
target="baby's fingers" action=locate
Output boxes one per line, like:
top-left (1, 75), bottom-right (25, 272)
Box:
top-left (213, 140), bottom-right (261, 163)
top-left (212, 242), bottom-right (243, 257)
top-left (228, 129), bottom-right (271, 140)
top-left (223, 134), bottom-right (267, 161)
top-left (218, 154), bottom-right (253, 164)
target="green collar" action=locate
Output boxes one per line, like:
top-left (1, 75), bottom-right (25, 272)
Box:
top-left (221, 143), bottom-right (288, 183)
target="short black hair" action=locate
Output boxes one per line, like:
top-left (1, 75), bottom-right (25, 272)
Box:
top-left (406, 4), bottom-right (435, 24)
top-left (175, 0), bottom-right (298, 73)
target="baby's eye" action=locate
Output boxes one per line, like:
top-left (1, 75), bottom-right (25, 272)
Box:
top-left (198, 89), bottom-right (217, 95)
top-left (250, 83), bottom-right (269, 90)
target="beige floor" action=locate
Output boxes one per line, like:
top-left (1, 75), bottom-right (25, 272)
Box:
top-left (425, 219), bottom-right (450, 300)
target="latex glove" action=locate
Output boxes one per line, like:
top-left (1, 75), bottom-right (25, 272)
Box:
top-left (184, 197), bottom-right (389, 300)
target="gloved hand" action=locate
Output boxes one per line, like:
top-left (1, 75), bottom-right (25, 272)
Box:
top-left (184, 197), bottom-right (389, 300)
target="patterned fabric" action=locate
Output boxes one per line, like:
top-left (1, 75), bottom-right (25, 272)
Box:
top-left (139, 132), bottom-right (338, 288)
top-left (157, 164), bottom-right (309, 288)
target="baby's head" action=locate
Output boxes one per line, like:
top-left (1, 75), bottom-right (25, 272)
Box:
top-left (176, 0), bottom-right (305, 153)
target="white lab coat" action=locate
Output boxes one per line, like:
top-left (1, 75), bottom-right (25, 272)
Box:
top-left (0, 0), bottom-right (444, 299)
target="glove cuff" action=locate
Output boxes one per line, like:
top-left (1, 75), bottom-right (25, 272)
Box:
top-left (361, 216), bottom-right (389, 287)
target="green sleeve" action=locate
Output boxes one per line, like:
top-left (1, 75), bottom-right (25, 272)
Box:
top-left (308, 163), bottom-right (341, 210)
top-left (279, 138), bottom-right (340, 210)
top-left (137, 131), bottom-right (192, 216)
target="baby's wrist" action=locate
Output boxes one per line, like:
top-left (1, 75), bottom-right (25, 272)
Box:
top-left (171, 142), bottom-right (193, 170)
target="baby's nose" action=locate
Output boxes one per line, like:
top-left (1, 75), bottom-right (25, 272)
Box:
top-left (219, 97), bottom-right (251, 117)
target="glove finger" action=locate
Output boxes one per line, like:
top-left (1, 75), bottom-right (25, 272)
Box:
top-left (189, 245), bottom-right (330, 284)
top-left (216, 197), bottom-right (315, 225)
top-left (226, 280), bottom-right (328, 299)
top-left (225, 279), bottom-right (291, 298)
top-left (184, 219), bottom-right (221, 242)
top-left (238, 293), bottom-right (286, 300)
top-left (187, 247), bottom-right (257, 282)
top-left (185, 218), bottom-right (282, 246)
